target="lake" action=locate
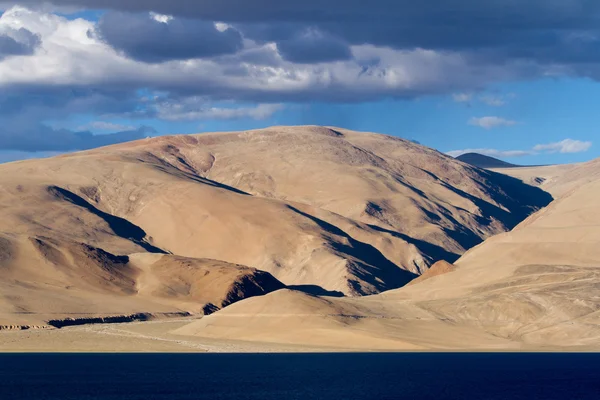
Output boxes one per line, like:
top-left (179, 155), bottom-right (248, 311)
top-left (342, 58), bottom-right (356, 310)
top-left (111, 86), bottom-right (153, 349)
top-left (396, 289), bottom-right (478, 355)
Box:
top-left (0, 353), bottom-right (598, 399)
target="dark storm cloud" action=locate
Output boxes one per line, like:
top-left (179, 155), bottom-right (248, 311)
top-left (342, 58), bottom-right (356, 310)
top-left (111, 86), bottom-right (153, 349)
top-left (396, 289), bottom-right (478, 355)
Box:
top-left (9, 0), bottom-right (598, 26)
top-left (0, 124), bottom-right (155, 152)
top-left (276, 30), bottom-right (352, 64)
top-left (2, 1), bottom-right (600, 108)
top-left (0, 27), bottom-right (40, 59)
top-left (5, 1), bottom-right (600, 68)
top-left (17, 0), bottom-right (597, 67)
top-left (96, 12), bottom-right (243, 63)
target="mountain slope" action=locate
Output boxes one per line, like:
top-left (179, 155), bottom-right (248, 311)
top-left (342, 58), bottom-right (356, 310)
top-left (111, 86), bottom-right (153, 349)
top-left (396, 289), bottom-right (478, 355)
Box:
top-left (490, 158), bottom-right (600, 198)
top-left (0, 233), bottom-right (286, 326)
top-left (113, 126), bottom-right (550, 260)
top-left (0, 126), bottom-right (551, 326)
top-left (176, 156), bottom-right (600, 350)
top-left (456, 153), bottom-right (521, 168)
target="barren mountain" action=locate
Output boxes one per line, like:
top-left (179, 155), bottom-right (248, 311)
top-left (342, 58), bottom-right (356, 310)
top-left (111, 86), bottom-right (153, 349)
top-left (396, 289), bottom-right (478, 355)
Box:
top-left (456, 153), bottom-right (520, 169)
top-left (0, 126), bottom-right (550, 327)
top-left (178, 156), bottom-right (600, 350)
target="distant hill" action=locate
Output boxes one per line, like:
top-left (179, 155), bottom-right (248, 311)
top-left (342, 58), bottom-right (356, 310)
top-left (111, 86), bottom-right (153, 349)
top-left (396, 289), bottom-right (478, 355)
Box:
top-left (456, 153), bottom-right (521, 168)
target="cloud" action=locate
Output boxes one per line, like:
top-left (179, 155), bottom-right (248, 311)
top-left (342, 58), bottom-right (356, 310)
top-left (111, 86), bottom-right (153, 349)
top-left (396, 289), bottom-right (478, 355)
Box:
top-left (151, 99), bottom-right (284, 121)
top-left (6, 1), bottom-right (595, 30)
top-left (468, 116), bottom-right (518, 129)
top-left (0, 26), bottom-right (40, 59)
top-left (0, 123), bottom-right (155, 152)
top-left (9, 0), bottom-right (600, 69)
top-left (452, 93), bottom-right (472, 103)
top-left (149, 12), bottom-right (172, 24)
top-left (453, 93), bottom-right (514, 106)
top-left (96, 12), bottom-right (244, 63)
top-left (1, 6), bottom-right (517, 105)
top-left (146, 97), bottom-right (284, 121)
top-left (446, 148), bottom-right (533, 158)
top-left (479, 95), bottom-right (505, 106)
top-left (77, 121), bottom-right (136, 131)
top-left (276, 29), bottom-right (352, 64)
top-left (533, 139), bottom-right (592, 154)
top-left (448, 138), bottom-right (592, 158)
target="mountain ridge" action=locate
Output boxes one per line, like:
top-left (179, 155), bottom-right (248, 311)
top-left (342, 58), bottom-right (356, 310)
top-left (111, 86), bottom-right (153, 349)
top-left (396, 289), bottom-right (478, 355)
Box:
top-left (456, 152), bottom-right (521, 168)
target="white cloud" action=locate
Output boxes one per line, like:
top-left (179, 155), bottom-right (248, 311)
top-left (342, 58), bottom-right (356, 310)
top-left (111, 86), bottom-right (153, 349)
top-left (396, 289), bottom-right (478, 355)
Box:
top-left (453, 93), bottom-right (515, 107)
top-left (214, 22), bottom-right (231, 33)
top-left (446, 148), bottom-right (533, 158)
top-left (452, 93), bottom-right (472, 103)
top-left (0, 2), bottom-right (81, 13)
top-left (479, 95), bottom-right (505, 106)
top-left (77, 121), bottom-right (135, 131)
top-left (156, 101), bottom-right (284, 121)
top-left (468, 116), bottom-right (518, 129)
top-left (533, 139), bottom-right (592, 154)
top-left (448, 138), bottom-right (592, 159)
top-left (149, 12), bottom-right (173, 24)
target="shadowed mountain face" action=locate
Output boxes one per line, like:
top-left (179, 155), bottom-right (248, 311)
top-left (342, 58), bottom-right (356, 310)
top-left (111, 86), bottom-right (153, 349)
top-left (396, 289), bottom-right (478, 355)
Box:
top-left (456, 153), bottom-right (520, 169)
top-left (0, 126), bottom-right (552, 326)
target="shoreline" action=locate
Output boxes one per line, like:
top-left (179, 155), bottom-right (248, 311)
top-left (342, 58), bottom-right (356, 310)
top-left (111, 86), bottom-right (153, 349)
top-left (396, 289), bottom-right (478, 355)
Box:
top-left (1, 319), bottom-right (598, 354)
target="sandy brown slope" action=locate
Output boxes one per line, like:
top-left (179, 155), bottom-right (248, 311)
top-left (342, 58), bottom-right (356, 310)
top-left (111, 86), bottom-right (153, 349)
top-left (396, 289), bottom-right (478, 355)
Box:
top-left (0, 139), bottom-right (420, 300)
top-left (130, 253), bottom-right (285, 311)
top-left (0, 127), bottom-right (549, 293)
top-left (491, 158), bottom-right (600, 198)
top-left (0, 235), bottom-right (284, 326)
top-left (0, 126), bottom-right (550, 328)
top-left (174, 288), bottom-right (519, 350)
top-left (135, 126), bottom-right (550, 259)
top-left (393, 165), bottom-right (600, 347)
top-left (105, 125), bottom-right (550, 267)
top-left (176, 157), bottom-right (600, 350)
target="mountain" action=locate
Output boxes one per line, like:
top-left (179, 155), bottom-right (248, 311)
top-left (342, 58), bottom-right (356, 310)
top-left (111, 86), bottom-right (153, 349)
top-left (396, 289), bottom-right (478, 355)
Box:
top-left (488, 160), bottom-right (600, 198)
top-left (456, 153), bottom-right (520, 169)
top-left (176, 157), bottom-right (600, 350)
top-left (0, 126), bottom-right (551, 327)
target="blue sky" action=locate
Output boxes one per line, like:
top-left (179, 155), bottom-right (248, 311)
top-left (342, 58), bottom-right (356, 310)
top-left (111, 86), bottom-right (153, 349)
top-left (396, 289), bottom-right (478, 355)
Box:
top-left (1, 1), bottom-right (600, 165)
top-left (44, 77), bottom-right (599, 166)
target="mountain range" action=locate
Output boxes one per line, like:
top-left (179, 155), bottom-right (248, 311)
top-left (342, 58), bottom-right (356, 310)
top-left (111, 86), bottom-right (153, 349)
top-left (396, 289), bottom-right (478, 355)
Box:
top-left (1, 126), bottom-right (597, 351)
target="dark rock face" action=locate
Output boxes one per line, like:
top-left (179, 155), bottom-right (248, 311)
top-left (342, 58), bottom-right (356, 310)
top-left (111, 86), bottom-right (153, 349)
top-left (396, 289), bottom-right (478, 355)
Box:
top-left (47, 313), bottom-right (153, 328)
top-left (222, 271), bottom-right (286, 307)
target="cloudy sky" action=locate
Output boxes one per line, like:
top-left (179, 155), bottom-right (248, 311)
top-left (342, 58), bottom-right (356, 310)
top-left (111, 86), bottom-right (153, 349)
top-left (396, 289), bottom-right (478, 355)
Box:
top-left (0, 1), bottom-right (599, 164)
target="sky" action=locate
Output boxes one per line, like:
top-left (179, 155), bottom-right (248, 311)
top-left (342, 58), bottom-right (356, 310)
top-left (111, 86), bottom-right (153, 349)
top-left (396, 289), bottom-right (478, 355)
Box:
top-left (0, 1), bottom-right (599, 165)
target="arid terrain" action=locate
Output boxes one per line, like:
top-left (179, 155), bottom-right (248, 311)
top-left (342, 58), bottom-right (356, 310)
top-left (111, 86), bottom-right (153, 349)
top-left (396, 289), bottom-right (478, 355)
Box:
top-left (1, 126), bottom-right (597, 352)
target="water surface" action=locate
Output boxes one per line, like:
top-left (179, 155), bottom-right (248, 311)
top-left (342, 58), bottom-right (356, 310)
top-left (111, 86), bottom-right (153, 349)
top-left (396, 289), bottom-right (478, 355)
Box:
top-left (0, 353), bottom-right (598, 399)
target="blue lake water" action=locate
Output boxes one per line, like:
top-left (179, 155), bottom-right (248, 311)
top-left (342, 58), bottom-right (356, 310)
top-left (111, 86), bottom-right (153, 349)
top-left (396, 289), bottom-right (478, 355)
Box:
top-left (0, 353), bottom-right (598, 399)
